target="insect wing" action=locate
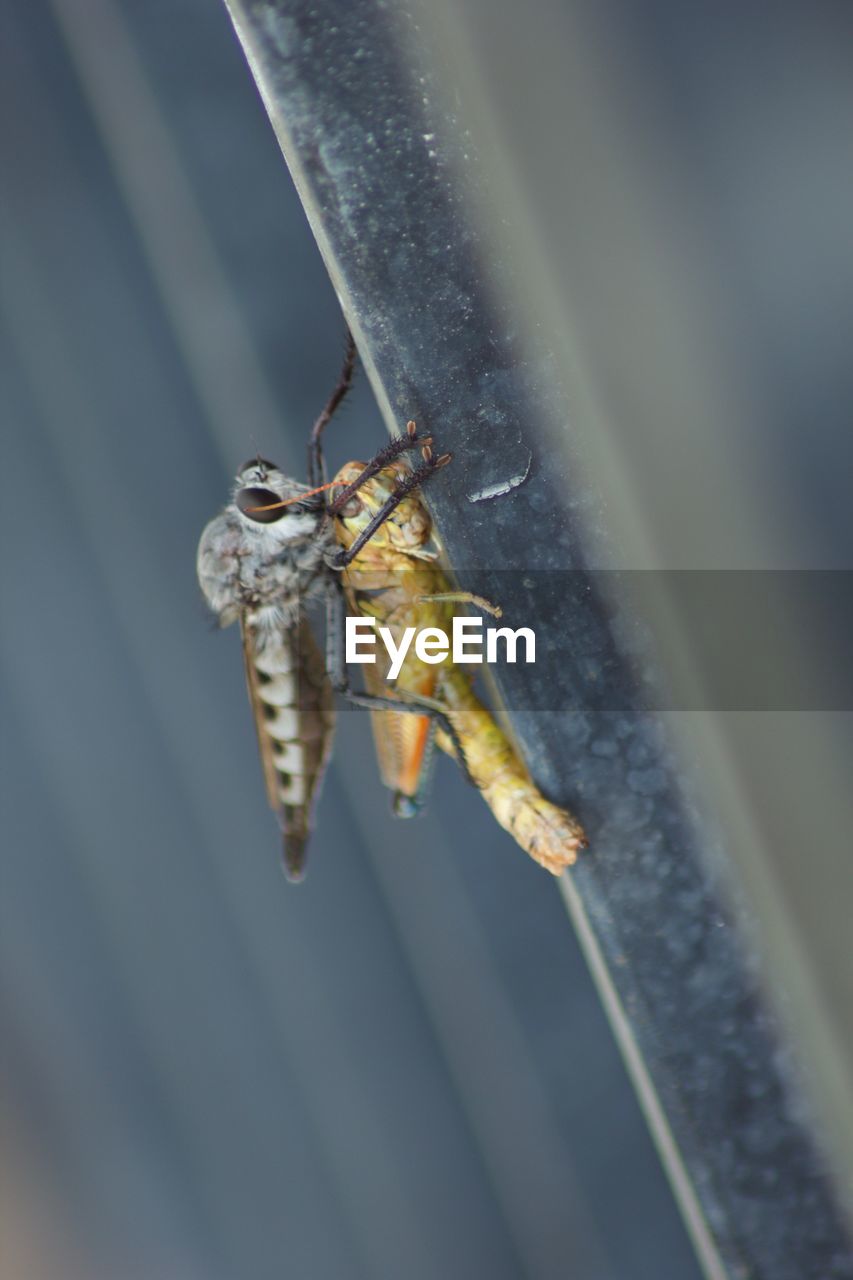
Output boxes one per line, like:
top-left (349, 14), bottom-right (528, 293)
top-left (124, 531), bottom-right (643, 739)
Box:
top-left (361, 654), bottom-right (437, 816)
top-left (241, 614), bottom-right (335, 879)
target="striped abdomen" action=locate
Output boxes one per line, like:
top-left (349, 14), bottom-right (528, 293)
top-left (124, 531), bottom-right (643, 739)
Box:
top-left (242, 615), bottom-right (335, 880)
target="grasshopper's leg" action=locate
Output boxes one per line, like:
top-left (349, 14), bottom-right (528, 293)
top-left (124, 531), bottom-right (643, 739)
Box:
top-left (308, 328), bottom-right (357, 488)
top-left (417, 591), bottom-right (502, 619)
top-left (324, 583), bottom-right (476, 787)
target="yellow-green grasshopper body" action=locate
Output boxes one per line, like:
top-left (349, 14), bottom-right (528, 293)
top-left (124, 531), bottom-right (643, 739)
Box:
top-left (331, 457), bottom-right (587, 875)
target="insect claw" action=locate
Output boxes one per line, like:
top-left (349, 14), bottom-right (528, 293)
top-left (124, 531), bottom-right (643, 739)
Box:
top-left (421, 444), bottom-right (433, 463)
top-left (406, 420), bottom-right (434, 448)
top-left (434, 452), bottom-right (452, 469)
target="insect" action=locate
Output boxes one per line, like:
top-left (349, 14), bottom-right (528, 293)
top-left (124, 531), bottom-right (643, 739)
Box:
top-left (197, 334), bottom-right (466, 879)
top-left (198, 332), bottom-right (586, 877)
top-left (331, 446), bottom-right (588, 875)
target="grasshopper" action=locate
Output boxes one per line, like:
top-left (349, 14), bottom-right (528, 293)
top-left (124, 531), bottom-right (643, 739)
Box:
top-left (330, 442), bottom-right (588, 876)
top-left (198, 332), bottom-right (586, 877)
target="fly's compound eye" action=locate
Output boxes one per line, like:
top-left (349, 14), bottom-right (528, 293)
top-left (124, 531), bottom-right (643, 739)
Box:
top-left (236, 487), bottom-right (286, 524)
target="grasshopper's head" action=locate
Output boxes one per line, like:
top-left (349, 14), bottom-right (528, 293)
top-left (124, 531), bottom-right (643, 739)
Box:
top-left (332, 459), bottom-right (433, 557)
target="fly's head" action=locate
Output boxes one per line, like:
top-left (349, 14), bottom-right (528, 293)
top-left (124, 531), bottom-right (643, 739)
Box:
top-left (232, 457), bottom-right (327, 545)
top-left (197, 457), bottom-right (334, 628)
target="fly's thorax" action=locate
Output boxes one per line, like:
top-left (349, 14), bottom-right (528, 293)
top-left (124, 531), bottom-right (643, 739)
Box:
top-left (197, 458), bottom-right (334, 625)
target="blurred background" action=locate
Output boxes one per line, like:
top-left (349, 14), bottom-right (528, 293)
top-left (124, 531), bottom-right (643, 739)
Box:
top-left (2, 1), bottom-right (852, 1279)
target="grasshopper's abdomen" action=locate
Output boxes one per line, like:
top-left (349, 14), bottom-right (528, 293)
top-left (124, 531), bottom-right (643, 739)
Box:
top-left (436, 667), bottom-right (587, 874)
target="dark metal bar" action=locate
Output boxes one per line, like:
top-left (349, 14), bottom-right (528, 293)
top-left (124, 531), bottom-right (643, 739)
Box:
top-left (221, 3), bottom-right (853, 1277)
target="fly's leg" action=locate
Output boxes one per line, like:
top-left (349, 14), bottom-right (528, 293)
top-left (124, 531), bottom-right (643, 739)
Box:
top-left (328, 441), bottom-right (451, 569)
top-left (326, 421), bottom-right (446, 518)
top-left (306, 329), bottom-right (433, 494)
top-left (324, 582), bottom-right (476, 788)
top-left (308, 328), bottom-right (357, 487)
top-left (342, 690), bottom-right (475, 790)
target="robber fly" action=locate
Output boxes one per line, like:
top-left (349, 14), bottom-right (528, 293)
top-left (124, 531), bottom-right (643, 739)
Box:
top-left (197, 333), bottom-right (464, 879)
top-left (331, 447), bottom-right (588, 875)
